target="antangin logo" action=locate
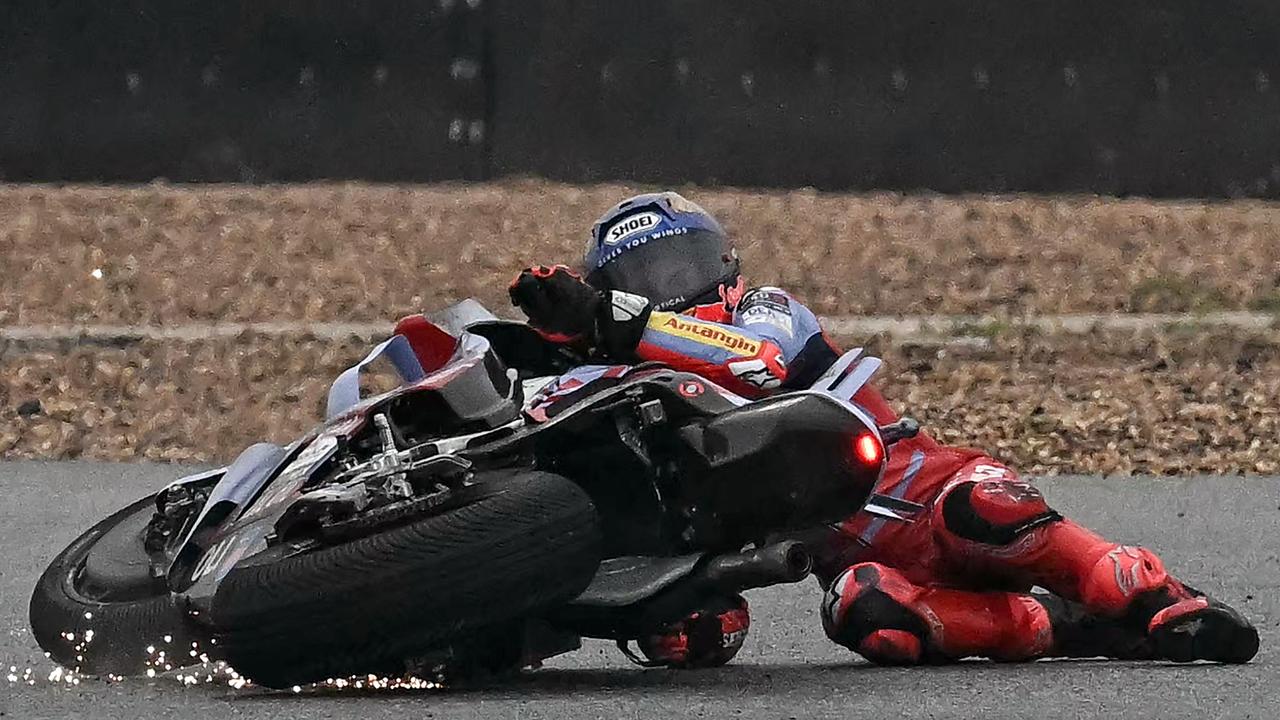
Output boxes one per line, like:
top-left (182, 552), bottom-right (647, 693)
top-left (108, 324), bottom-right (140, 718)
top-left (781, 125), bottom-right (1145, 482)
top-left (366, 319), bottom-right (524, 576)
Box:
top-left (659, 315), bottom-right (761, 356)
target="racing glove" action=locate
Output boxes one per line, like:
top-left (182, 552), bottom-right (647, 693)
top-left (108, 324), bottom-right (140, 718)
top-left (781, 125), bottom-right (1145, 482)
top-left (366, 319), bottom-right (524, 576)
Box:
top-left (509, 264), bottom-right (651, 358)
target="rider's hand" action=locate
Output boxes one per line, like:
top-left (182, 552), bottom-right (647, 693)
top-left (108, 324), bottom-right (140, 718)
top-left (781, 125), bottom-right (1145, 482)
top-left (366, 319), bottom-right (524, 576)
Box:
top-left (509, 265), bottom-right (653, 358)
top-left (509, 265), bottom-right (602, 343)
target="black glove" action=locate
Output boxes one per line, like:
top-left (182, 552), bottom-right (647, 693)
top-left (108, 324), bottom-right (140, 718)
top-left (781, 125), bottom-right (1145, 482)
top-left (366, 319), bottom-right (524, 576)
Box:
top-left (509, 265), bottom-right (601, 343)
top-left (509, 265), bottom-right (652, 357)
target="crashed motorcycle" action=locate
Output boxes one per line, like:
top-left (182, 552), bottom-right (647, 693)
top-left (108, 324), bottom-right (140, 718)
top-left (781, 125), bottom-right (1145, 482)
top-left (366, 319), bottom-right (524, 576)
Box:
top-left (30, 300), bottom-right (920, 688)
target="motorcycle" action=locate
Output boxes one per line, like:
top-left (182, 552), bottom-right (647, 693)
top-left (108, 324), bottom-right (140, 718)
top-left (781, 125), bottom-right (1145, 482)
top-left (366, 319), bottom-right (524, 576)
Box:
top-left (29, 300), bottom-right (920, 688)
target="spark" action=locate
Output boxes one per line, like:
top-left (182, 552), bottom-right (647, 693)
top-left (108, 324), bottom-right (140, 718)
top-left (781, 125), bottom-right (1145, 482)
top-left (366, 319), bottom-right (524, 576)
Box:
top-left (1, 649), bottom-right (443, 694)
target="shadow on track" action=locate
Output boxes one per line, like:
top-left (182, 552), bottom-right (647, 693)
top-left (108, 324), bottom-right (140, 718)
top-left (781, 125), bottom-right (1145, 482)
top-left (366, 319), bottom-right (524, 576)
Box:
top-left (225, 658), bottom-right (1224, 702)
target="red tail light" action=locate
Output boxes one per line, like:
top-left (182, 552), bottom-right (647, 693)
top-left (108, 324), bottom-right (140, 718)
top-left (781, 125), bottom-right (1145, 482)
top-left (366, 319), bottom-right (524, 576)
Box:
top-left (853, 432), bottom-right (883, 466)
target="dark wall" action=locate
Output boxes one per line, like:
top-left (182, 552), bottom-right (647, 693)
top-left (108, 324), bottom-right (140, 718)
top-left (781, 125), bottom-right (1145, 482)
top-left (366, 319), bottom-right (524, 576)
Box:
top-left (4, 1), bottom-right (1280, 197)
top-left (1, 0), bottom-right (486, 182)
top-left (491, 0), bottom-right (1280, 197)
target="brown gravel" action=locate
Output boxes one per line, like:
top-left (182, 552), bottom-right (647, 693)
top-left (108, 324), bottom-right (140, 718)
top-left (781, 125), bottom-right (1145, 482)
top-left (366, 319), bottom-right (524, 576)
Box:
top-left (2, 328), bottom-right (1277, 475)
top-left (3, 181), bottom-right (1280, 326)
top-left (866, 328), bottom-right (1280, 476)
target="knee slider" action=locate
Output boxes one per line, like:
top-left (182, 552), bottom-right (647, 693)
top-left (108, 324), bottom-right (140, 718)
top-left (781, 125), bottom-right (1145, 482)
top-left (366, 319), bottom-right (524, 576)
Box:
top-left (941, 479), bottom-right (1062, 545)
top-left (822, 563), bottom-right (927, 664)
top-left (1080, 545), bottom-right (1170, 616)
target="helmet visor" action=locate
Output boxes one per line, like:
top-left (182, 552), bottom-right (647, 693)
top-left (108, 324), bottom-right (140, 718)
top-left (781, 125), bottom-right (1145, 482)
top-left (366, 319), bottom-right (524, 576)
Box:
top-left (588, 230), bottom-right (737, 311)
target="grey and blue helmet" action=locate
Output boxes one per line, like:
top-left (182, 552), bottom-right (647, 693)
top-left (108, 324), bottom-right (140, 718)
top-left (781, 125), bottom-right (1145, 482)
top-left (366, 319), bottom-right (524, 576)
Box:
top-left (583, 192), bottom-right (740, 312)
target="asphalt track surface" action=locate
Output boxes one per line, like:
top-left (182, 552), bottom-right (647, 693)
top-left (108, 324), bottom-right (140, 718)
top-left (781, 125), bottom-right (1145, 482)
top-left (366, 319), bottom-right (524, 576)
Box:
top-left (1, 462), bottom-right (1276, 720)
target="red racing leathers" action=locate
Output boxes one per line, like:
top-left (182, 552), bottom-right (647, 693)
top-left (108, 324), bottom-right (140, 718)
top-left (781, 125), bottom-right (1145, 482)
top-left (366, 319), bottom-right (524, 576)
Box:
top-left (611, 284), bottom-right (1257, 665)
top-left (495, 266), bottom-right (1257, 666)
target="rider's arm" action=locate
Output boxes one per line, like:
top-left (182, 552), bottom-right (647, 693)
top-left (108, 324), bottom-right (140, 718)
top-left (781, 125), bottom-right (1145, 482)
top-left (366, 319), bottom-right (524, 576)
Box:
top-left (632, 287), bottom-right (844, 397)
top-left (634, 284), bottom-right (844, 394)
top-left (730, 287), bottom-right (842, 390)
top-left (634, 310), bottom-right (790, 397)
top-left (507, 266), bottom-right (821, 397)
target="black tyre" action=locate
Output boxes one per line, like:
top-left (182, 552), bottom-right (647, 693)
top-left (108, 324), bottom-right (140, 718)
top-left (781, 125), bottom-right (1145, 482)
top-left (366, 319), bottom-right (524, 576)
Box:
top-left (208, 471), bottom-right (601, 688)
top-left (29, 495), bottom-right (203, 676)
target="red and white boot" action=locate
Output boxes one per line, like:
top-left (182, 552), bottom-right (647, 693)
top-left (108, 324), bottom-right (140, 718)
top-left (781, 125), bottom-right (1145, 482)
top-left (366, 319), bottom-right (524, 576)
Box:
top-left (1143, 586), bottom-right (1259, 664)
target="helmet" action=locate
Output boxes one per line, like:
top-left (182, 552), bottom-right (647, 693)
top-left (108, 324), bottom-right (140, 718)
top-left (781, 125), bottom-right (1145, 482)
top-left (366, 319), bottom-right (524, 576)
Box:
top-left (583, 191), bottom-right (739, 312)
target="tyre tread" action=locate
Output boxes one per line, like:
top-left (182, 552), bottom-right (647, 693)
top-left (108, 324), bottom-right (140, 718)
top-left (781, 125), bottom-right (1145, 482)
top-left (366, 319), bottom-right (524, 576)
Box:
top-left (208, 471), bottom-right (600, 688)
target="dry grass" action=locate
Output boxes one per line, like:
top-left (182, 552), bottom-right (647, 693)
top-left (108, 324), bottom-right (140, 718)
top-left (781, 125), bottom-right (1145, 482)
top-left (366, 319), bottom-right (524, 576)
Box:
top-left (3, 329), bottom-right (1278, 475)
top-left (3, 181), bottom-right (1280, 325)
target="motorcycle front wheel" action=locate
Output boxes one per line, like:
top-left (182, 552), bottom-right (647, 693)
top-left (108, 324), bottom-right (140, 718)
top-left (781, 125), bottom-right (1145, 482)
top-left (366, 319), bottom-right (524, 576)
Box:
top-left (207, 470), bottom-right (601, 688)
top-left (29, 494), bottom-right (205, 675)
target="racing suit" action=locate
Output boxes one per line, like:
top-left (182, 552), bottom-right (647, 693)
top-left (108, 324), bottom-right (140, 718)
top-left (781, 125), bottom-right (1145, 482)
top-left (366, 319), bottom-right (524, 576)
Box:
top-left (611, 285), bottom-right (1256, 665)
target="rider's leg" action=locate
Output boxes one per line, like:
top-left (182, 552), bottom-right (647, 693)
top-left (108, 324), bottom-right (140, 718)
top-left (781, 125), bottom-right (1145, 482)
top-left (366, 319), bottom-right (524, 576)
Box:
top-left (820, 562), bottom-right (1153, 663)
top-left (822, 561), bottom-right (1048, 663)
top-left (931, 459), bottom-right (1258, 663)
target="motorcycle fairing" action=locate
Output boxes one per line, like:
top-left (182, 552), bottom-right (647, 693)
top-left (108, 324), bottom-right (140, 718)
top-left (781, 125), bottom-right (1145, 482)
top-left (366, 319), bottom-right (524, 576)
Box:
top-left (181, 434), bottom-right (341, 599)
top-left (323, 331), bottom-right (519, 443)
top-left (326, 334), bottom-right (426, 419)
top-left (525, 365), bottom-right (630, 422)
top-left (165, 442), bottom-right (292, 582)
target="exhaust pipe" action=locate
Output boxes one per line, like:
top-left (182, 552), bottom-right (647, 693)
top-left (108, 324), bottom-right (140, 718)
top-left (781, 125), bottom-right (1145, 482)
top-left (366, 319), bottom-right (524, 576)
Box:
top-left (699, 540), bottom-right (812, 592)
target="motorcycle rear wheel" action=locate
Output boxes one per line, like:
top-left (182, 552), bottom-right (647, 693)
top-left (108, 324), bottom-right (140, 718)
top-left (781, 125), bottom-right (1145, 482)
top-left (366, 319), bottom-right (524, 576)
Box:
top-left (207, 470), bottom-right (601, 688)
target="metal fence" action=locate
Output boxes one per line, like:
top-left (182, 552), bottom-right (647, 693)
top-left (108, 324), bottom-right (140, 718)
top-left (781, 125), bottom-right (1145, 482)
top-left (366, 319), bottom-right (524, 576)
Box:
top-left (3, 1), bottom-right (1279, 197)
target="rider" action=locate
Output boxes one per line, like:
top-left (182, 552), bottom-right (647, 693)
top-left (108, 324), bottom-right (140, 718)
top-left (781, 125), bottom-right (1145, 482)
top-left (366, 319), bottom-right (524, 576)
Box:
top-left (504, 191), bottom-right (1260, 669)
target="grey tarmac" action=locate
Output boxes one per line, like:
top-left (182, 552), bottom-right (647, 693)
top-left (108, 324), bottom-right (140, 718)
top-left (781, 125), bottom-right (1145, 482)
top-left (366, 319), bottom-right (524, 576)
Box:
top-left (1, 462), bottom-right (1276, 720)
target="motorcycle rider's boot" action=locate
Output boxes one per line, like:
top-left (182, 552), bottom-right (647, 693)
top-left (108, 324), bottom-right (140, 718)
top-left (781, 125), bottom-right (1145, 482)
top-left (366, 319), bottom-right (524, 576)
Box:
top-left (1076, 543), bottom-right (1258, 662)
top-left (1141, 585), bottom-right (1259, 664)
top-left (636, 595), bottom-right (750, 669)
top-left (1033, 593), bottom-right (1154, 660)
top-left (1038, 532), bottom-right (1258, 662)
